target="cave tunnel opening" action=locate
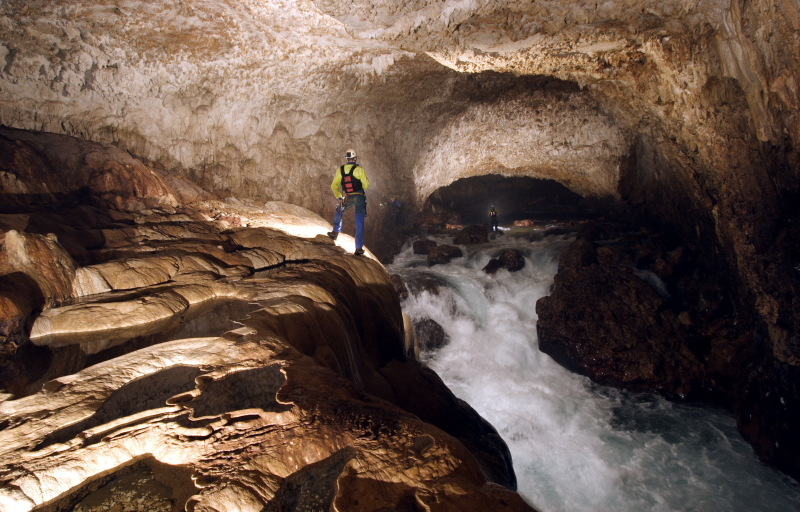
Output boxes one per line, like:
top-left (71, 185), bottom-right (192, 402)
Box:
top-left (418, 174), bottom-right (599, 228)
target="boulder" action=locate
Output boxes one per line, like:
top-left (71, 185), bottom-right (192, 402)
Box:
top-left (499, 249), bottom-right (525, 272)
top-left (483, 249), bottom-right (526, 274)
top-left (482, 259), bottom-right (505, 275)
top-left (536, 238), bottom-right (705, 399)
top-left (557, 238), bottom-right (596, 272)
top-left (427, 244), bottom-right (463, 266)
top-left (390, 274), bottom-right (409, 301)
top-left (453, 224), bottom-right (489, 245)
top-left (414, 318), bottom-right (449, 351)
top-left (413, 239), bottom-right (438, 254)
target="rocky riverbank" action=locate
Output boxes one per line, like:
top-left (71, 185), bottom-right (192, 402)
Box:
top-left (0, 128), bottom-right (532, 512)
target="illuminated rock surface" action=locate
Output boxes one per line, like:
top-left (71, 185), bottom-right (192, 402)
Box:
top-left (0, 138), bottom-right (529, 511)
top-left (1, 0), bottom-right (800, 497)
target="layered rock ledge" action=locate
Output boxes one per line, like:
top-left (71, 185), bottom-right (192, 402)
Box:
top-left (0, 129), bottom-right (531, 512)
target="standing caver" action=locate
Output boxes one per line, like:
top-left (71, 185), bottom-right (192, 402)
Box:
top-left (327, 149), bottom-right (370, 255)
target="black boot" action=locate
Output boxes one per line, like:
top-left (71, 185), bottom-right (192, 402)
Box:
top-left (327, 231), bottom-right (338, 240)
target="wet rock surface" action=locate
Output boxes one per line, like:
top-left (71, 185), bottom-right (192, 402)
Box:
top-left (413, 318), bottom-right (450, 351)
top-left (453, 224), bottom-right (490, 245)
top-left (0, 132), bottom-right (533, 512)
top-left (412, 239), bottom-right (438, 255)
top-left (537, 238), bottom-right (705, 399)
top-left (427, 245), bottom-right (464, 266)
top-left (389, 273), bottom-right (409, 302)
top-left (404, 274), bottom-right (446, 297)
top-left (536, 222), bottom-right (800, 479)
top-left (483, 249), bottom-right (526, 274)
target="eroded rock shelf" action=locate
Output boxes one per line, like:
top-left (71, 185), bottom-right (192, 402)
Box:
top-left (0, 129), bottom-right (531, 512)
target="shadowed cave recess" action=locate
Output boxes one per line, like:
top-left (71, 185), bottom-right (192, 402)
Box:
top-left (1, 1), bottom-right (800, 511)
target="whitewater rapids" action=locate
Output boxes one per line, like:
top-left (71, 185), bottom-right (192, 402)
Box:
top-left (388, 230), bottom-right (800, 512)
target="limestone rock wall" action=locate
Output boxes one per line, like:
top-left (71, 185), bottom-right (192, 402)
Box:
top-left (0, 1), bottom-right (635, 207)
top-left (1, 0), bottom-right (797, 264)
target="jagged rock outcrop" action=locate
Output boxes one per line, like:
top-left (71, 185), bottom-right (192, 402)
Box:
top-left (537, 239), bottom-right (705, 399)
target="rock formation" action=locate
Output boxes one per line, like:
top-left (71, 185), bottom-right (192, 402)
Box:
top-left (1, 0), bottom-right (800, 489)
top-left (537, 238), bottom-right (704, 399)
top-left (453, 224), bottom-right (490, 245)
top-left (412, 239), bottom-right (438, 255)
top-left (427, 245), bottom-right (464, 267)
top-left (413, 318), bottom-right (451, 352)
top-left (483, 249), bottom-right (526, 274)
top-left (0, 130), bottom-right (532, 512)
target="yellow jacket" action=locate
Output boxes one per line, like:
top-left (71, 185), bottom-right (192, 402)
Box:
top-left (331, 163), bottom-right (370, 199)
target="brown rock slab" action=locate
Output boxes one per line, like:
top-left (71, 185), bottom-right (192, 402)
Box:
top-left (5, 230), bottom-right (77, 307)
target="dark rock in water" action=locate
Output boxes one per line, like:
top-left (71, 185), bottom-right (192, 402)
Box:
top-left (483, 250), bottom-right (525, 274)
top-left (489, 231), bottom-right (505, 240)
top-left (453, 224), bottom-right (489, 245)
top-left (536, 238), bottom-right (705, 399)
top-left (595, 246), bottom-right (621, 266)
top-left (557, 238), bottom-right (596, 272)
top-left (413, 239), bottom-right (438, 254)
top-left (390, 274), bottom-right (409, 301)
top-left (498, 249), bottom-right (525, 272)
top-left (414, 318), bottom-right (449, 351)
top-left (427, 245), bottom-right (463, 266)
top-left (482, 259), bottom-right (504, 275)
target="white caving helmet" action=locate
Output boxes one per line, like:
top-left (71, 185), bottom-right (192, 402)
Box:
top-left (345, 149), bottom-right (357, 160)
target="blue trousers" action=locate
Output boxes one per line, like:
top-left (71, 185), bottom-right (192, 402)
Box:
top-left (332, 194), bottom-right (366, 249)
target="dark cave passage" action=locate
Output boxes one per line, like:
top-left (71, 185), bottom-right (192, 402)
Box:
top-left (417, 175), bottom-right (599, 228)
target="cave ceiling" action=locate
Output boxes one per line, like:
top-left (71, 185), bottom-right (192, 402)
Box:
top-left (0, 0), bottom-right (797, 209)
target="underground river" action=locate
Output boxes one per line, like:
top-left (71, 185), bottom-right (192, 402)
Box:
top-left (388, 229), bottom-right (800, 512)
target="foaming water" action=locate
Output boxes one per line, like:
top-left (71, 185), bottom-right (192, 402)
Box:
top-left (388, 231), bottom-right (800, 512)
